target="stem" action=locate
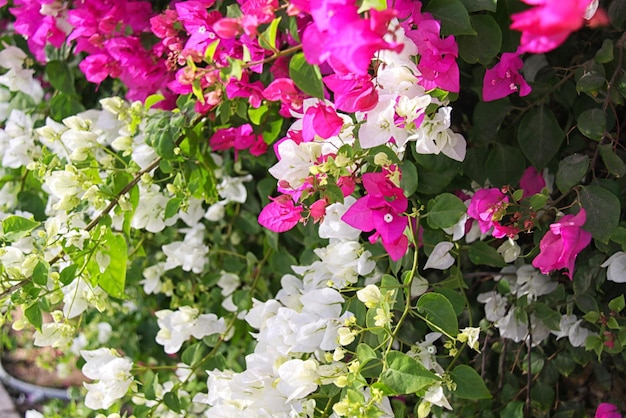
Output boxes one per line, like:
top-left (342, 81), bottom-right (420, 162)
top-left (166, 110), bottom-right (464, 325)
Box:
top-left (525, 315), bottom-right (532, 417)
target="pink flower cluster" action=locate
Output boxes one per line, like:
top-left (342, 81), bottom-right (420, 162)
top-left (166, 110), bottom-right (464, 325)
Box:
top-left (10, 0), bottom-right (70, 62)
top-left (341, 169), bottom-right (409, 261)
top-left (482, 50), bottom-right (532, 102)
top-left (511, 0), bottom-right (595, 54)
top-left (396, 0), bottom-right (460, 93)
top-left (467, 188), bottom-right (517, 238)
top-left (532, 209), bottom-right (592, 280)
top-left (301, 0), bottom-right (401, 76)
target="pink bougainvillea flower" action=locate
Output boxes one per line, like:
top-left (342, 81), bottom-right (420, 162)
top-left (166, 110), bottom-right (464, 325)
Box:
top-left (342, 171), bottom-right (409, 260)
top-left (209, 124), bottom-right (267, 157)
top-left (467, 188), bottom-right (509, 234)
top-left (532, 209), bottom-right (592, 279)
top-left (519, 166), bottom-right (546, 197)
top-left (511, 0), bottom-right (593, 54)
top-left (302, 0), bottom-right (401, 75)
top-left (323, 73), bottom-right (378, 113)
top-left (595, 403), bottom-right (621, 418)
top-left (258, 194), bottom-right (303, 232)
top-left (301, 102), bottom-right (344, 141)
top-left (483, 51), bottom-right (532, 101)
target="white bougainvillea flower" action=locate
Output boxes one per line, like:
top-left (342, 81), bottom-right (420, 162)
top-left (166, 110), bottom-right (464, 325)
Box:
top-left (424, 384), bottom-right (453, 410)
top-left (424, 242), bottom-right (455, 270)
top-left (357, 284), bottom-right (383, 308)
top-left (458, 327), bottom-right (481, 352)
top-left (497, 238), bottom-right (521, 263)
top-left (155, 307), bottom-right (226, 354)
top-left (277, 358), bottom-right (320, 401)
top-left (601, 251), bottom-right (626, 283)
top-left (80, 347), bottom-right (134, 410)
top-left (552, 314), bottom-right (593, 347)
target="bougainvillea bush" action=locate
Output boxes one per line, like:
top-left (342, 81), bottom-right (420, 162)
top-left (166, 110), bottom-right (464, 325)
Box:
top-left (0, 0), bottom-right (625, 417)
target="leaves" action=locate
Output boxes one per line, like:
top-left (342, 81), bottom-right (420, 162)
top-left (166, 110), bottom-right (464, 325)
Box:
top-left (96, 230), bottom-right (128, 299)
top-left (424, 0), bottom-right (475, 36)
top-left (416, 293), bottom-right (459, 337)
top-left (556, 154), bottom-right (589, 193)
top-left (457, 15), bottom-right (502, 65)
top-left (1, 215), bottom-right (40, 242)
top-left (451, 365), bottom-right (492, 399)
top-left (577, 108), bottom-right (606, 141)
top-left (517, 107), bottom-right (565, 169)
top-left (289, 52), bottom-right (324, 99)
top-left (380, 351), bottom-right (439, 395)
top-left (427, 193), bottom-right (466, 229)
top-left (468, 240), bottom-right (506, 268)
top-left (580, 185), bottom-right (621, 243)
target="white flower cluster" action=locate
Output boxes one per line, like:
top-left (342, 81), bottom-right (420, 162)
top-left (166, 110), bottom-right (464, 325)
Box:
top-left (478, 265), bottom-right (594, 346)
top-left (359, 24), bottom-right (466, 161)
top-left (81, 347), bottom-right (134, 410)
top-left (195, 238), bottom-right (376, 416)
top-left (155, 306), bottom-right (226, 354)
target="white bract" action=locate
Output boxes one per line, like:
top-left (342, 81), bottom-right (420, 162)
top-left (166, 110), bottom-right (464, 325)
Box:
top-left (601, 251), bottom-right (626, 283)
top-left (81, 348), bottom-right (134, 410)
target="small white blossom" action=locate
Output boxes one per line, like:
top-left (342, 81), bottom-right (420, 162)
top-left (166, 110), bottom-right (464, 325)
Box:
top-left (601, 251), bottom-right (626, 283)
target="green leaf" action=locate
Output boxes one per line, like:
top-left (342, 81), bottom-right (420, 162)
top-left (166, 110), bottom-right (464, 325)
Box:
top-left (427, 193), bottom-right (467, 229)
top-left (485, 145), bottom-right (526, 186)
top-left (580, 185), bottom-right (621, 243)
top-left (595, 39), bottom-right (614, 64)
top-left (424, 0), bottom-right (475, 36)
top-left (46, 61), bottom-right (76, 95)
top-left (258, 17), bottom-right (281, 51)
top-left (289, 52), bottom-right (324, 99)
top-left (32, 261), bottom-right (49, 286)
top-left (357, 343), bottom-right (378, 366)
top-left (599, 144), bottom-right (626, 177)
top-left (576, 71), bottom-right (605, 95)
top-left (500, 401), bottom-right (524, 418)
top-left (609, 0), bottom-right (626, 29)
top-left (451, 365), bottom-right (491, 399)
top-left (577, 108), bottom-right (607, 141)
top-left (357, 0), bottom-right (387, 12)
top-left (529, 193), bottom-right (549, 210)
top-left (609, 295), bottom-right (625, 313)
top-left (400, 161), bottom-right (418, 198)
top-left (59, 264), bottom-right (78, 286)
top-left (1, 215), bottom-right (40, 242)
top-left (517, 107), bottom-right (564, 169)
top-left (181, 341), bottom-right (209, 366)
top-left (459, 0), bottom-right (496, 12)
top-left (380, 351), bottom-right (439, 395)
top-left (248, 104), bottom-right (268, 125)
top-left (144, 94), bottom-right (165, 110)
top-left (468, 241), bottom-right (506, 268)
top-left (416, 292), bottom-right (459, 337)
top-left (49, 93), bottom-right (85, 122)
top-left (163, 392), bottom-right (181, 414)
top-left (97, 230), bottom-right (128, 299)
top-left (164, 197), bottom-right (182, 220)
top-left (457, 15), bottom-right (502, 65)
top-left (534, 303), bottom-right (561, 331)
top-left (142, 370), bottom-right (157, 401)
top-left (24, 303), bottom-right (42, 331)
top-left (555, 154), bottom-right (589, 193)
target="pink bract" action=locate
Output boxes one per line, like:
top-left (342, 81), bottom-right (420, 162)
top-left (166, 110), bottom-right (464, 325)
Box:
top-left (595, 402), bottom-right (621, 418)
top-left (341, 172), bottom-right (409, 260)
top-left (511, 0), bottom-right (593, 54)
top-left (482, 51), bottom-right (532, 101)
top-left (467, 188), bottom-right (509, 234)
top-left (531, 209), bottom-right (592, 279)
